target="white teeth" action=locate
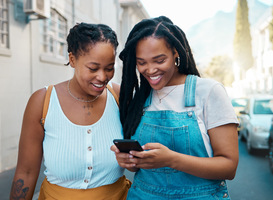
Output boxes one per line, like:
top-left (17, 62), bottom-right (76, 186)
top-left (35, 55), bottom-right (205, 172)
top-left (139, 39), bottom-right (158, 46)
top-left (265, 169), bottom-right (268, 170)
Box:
top-left (150, 75), bottom-right (161, 80)
top-left (93, 83), bottom-right (104, 88)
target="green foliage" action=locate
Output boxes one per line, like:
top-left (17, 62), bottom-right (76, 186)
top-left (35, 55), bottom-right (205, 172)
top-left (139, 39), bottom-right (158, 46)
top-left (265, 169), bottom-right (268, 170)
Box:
top-left (269, 7), bottom-right (273, 49)
top-left (203, 55), bottom-right (234, 87)
top-left (233, 0), bottom-right (253, 71)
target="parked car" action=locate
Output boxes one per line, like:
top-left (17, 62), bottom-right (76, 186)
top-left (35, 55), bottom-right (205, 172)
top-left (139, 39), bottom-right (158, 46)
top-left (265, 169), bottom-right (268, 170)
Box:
top-left (239, 95), bottom-right (273, 154)
top-left (269, 118), bottom-right (273, 174)
top-left (231, 98), bottom-right (249, 134)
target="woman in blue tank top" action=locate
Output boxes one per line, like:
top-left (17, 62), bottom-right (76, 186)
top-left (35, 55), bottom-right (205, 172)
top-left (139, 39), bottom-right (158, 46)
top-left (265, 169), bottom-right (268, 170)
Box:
top-left (10, 23), bottom-right (130, 200)
top-left (112, 16), bottom-right (239, 200)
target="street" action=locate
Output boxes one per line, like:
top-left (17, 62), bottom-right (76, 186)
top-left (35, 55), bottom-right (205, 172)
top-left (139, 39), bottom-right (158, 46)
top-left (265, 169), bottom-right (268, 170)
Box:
top-left (227, 139), bottom-right (273, 200)
top-left (1, 139), bottom-right (273, 200)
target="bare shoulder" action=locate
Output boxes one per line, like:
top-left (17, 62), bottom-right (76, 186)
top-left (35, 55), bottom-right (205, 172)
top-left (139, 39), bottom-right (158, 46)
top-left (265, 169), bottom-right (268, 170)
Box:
top-left (111, 82), bottom-right (120, 98)
top-left (20, 87), bottom-right (48, 141)
top-left (24, 87), bottom-right (48, 122)
top-left (28, 88), bottom-right (47, 109)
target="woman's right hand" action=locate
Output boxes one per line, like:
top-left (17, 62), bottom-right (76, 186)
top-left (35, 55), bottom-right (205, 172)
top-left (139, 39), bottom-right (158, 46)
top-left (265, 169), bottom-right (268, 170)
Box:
top-left (110, 145), bottom-right (139, 172)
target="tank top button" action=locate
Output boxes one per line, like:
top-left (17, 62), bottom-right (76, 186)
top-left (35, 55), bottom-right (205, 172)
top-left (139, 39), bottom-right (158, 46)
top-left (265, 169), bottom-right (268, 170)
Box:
top-left (223, 193), bottom-right (228, 198)
top-left (87, 146), bottom-right (92, 151)
top-left (220, 181), bottom-right (225, 186)
top-left (84, 179), bottom-right (89, 183)
top-left (87, 129), bottom-right (91, 134)
top-left (88, 166), bottom-right (93, 170)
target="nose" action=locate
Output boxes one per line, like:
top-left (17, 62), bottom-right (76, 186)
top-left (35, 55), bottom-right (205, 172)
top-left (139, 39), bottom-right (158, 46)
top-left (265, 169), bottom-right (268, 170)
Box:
top-left (96, 70), bottom-right (107, 82)
top-left (146, 64), bottom-right (158, 75)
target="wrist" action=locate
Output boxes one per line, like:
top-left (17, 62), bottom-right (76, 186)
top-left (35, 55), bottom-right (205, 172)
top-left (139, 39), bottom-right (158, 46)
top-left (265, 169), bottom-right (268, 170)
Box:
top-left (168, 150), bottom-right (178, 169)
top-left (127, 167), bottom-right (139, 172)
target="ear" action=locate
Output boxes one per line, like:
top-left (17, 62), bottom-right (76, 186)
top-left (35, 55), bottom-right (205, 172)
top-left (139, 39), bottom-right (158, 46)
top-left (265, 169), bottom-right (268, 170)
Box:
top-left (69, 52), bottom-right (76, 68)
top-left (173, 49), bottom-right (179, 57)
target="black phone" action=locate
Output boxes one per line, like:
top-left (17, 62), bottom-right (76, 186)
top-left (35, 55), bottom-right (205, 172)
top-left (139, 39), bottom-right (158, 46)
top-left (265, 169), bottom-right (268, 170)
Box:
top-left (113, 139), bottom-right (143, 153)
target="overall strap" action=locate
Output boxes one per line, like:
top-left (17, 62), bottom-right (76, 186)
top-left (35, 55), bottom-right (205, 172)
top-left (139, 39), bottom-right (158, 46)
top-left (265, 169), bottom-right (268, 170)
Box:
top-left (106, 84), bottom-right (119, 106)
top-left (184, 75), bottom-right (197, 107)
top-left (143, 91), bottom-right (152, 108)
top-left (41, 85), bottom-right (54, 127)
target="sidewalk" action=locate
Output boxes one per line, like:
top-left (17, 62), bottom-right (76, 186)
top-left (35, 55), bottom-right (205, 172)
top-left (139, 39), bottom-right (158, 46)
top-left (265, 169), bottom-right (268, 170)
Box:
top-left (0, 165), bottom-right (45, 200)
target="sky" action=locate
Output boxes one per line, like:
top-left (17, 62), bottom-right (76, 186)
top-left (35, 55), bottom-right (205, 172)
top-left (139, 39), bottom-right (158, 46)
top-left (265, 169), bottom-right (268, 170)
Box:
top-left (140, 0), bottom-right (273, 32)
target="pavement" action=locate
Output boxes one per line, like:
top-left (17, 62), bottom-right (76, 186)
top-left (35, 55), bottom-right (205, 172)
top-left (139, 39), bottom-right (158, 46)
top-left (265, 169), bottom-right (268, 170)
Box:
top-left (0, 164), bottom-right (134, 200)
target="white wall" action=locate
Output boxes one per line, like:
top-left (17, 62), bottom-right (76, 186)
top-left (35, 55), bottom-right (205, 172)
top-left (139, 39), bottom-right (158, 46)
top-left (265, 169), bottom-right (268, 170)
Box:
top-left (0, 0), bottom-right (149, 172)
top-left (0, 0), bottom-right (33, 170)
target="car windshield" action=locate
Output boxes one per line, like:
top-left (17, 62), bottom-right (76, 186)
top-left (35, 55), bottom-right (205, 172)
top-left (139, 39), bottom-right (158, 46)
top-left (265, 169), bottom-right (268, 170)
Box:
top-left (253, 99), bottom-right (273, 114)
top-left (231, 98), bottom-right (248, 107)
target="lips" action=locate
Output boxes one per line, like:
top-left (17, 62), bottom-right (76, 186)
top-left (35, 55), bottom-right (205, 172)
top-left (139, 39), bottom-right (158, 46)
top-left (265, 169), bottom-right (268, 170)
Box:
top-left (148, 75), bottom-right (163, 85)
top-left (91, 82), bottom-right (106, 92)
top-left (150, 75), bottom-right (162, 80)
top-left (92, 83), bottom-right (104, 88)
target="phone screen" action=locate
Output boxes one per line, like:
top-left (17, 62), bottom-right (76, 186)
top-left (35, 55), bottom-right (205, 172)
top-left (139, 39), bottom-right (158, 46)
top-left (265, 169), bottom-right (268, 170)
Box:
top-left (113, 139), bottom-right (143, 153)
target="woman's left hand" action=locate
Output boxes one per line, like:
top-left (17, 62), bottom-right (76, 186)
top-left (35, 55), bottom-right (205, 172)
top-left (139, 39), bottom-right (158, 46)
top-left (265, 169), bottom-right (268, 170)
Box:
top-left (129, 143), bottom-right (174, 169)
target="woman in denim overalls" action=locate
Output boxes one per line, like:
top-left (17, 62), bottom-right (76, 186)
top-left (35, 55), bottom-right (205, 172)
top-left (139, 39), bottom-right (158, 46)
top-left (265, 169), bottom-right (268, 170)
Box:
top-left (112, 16), bottom-right (239, 199)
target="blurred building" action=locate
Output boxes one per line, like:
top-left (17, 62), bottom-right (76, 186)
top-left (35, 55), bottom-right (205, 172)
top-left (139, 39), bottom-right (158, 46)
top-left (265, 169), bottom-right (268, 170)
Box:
top-left (251, 6), bottom-right (273, 94)
top-left (232, 6), bottom-right (273, 97)
top-left (0, 0), bottom-right (149, 172)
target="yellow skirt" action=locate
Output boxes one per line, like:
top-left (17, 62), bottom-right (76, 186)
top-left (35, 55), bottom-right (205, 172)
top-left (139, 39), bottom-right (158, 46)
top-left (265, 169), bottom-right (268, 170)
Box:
top-left (38, 176), bottom-right (131, 200)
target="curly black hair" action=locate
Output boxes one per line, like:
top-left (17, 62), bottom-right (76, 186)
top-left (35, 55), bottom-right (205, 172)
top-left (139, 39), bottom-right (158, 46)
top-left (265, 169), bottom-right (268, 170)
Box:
top-left (119, 16), bottom-right (200, 139)
top-left (66, 22), bottom-right (118, 59)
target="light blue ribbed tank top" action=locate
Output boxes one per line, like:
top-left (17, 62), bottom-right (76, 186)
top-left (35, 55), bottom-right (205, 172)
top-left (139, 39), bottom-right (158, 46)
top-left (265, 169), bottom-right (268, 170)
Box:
top-left (43, 83), bottom-right (124, 189)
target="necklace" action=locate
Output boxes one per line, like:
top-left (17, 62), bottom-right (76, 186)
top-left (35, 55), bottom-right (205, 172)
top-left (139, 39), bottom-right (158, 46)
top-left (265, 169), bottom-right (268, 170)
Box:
top-left (156, 85), bottom-right (178, 103)
top-left (67, 80), bottom-right (100, 103)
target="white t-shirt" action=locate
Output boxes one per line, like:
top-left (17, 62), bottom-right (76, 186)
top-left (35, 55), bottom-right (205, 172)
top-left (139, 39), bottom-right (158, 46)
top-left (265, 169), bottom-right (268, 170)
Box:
top-left (146, 76), bottom-right (238, 157)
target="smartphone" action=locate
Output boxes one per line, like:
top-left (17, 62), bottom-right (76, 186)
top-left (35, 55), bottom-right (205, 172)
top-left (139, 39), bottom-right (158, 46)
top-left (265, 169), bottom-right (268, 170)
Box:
top-left (113, 139), bottom-right (143, 153)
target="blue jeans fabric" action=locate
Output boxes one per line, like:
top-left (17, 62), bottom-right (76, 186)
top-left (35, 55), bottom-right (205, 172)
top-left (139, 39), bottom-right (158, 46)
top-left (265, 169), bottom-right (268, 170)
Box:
top-left (127, 75), bottom-right (230, 200)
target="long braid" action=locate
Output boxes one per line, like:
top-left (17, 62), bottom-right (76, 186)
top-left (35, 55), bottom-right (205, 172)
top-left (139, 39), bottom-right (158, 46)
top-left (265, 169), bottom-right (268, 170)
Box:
top-left (119, 16), bottom-right (200, 138)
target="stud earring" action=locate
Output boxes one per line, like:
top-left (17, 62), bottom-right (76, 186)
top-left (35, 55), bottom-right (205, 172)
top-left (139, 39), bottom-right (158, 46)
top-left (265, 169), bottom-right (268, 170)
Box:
top-left (175, 57), bottom-right (180, 67)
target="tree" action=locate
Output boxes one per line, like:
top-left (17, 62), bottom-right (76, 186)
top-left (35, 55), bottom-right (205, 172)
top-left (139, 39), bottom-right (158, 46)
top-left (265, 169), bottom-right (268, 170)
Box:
top-left (203, 55), bottom-right (234, 87)
top-left (269, 7), bottom-right (273, 49)
top-left (233, 0), bottom-right (253, 75)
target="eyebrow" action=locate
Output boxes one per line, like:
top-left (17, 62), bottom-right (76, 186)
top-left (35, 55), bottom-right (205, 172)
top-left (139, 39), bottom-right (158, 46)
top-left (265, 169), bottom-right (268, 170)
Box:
top-left (89, 62), bottom-right (100, 66)
top-left (88, 62), bottom-right (115, 66)
top-left (136, 54), bottom-right (166, 60)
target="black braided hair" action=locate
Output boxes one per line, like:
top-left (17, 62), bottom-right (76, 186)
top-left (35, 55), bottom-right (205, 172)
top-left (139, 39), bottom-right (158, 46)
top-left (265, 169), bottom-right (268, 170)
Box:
top-left (119, 16), bottom-right (200, 139)
top-left (66, 22), bottom-right (118, 60)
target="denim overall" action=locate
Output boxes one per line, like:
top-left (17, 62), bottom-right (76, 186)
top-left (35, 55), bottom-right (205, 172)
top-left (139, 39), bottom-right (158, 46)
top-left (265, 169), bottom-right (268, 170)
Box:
top-left (127, 75), bottom-right (230, 200)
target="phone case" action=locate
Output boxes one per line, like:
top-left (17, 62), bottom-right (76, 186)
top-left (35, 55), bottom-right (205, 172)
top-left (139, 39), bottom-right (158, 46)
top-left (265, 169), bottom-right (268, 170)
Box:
top-left (113, 139), bottom-right (143, 153)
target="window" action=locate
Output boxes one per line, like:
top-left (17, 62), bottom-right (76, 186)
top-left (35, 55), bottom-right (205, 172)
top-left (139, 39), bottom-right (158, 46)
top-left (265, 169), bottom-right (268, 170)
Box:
top-left (253, 99), bottom-right (273, 114)
top-left (0, 0), bottom-right (9, 49)
top-left (41, 8), bottom-right (67, 59)
top-left (231, 98), bottom-right (248, 108)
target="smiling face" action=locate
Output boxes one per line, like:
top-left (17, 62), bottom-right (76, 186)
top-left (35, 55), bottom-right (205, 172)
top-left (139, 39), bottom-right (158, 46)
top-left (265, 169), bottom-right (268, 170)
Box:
top-left (69, 42), bottom-right (115, 97)
top-left (136, 37), bottom-right (184, 90)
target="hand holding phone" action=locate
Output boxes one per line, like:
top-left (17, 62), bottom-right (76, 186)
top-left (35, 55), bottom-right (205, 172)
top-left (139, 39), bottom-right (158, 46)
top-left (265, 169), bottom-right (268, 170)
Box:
top-left (113, 139), bottom-right (143, 153)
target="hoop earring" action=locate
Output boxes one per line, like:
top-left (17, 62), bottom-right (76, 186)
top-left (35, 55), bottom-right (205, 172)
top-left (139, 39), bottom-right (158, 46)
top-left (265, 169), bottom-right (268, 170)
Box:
top-left (175, 57), bottom-right (180, 67)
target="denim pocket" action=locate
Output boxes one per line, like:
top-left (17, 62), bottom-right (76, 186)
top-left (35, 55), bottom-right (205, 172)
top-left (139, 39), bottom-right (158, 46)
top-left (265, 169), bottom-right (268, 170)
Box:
top-left (137, 123), bottom-right (189, 173)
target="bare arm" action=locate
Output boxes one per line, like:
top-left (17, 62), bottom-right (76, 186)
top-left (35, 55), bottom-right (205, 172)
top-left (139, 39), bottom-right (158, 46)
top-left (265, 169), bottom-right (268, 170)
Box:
top-left (169, 123), bottom-right (239, 180)
top-left (10, 89), bottom-right (46, 200)
top-left (129, 123), bottom-right (239, 180)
